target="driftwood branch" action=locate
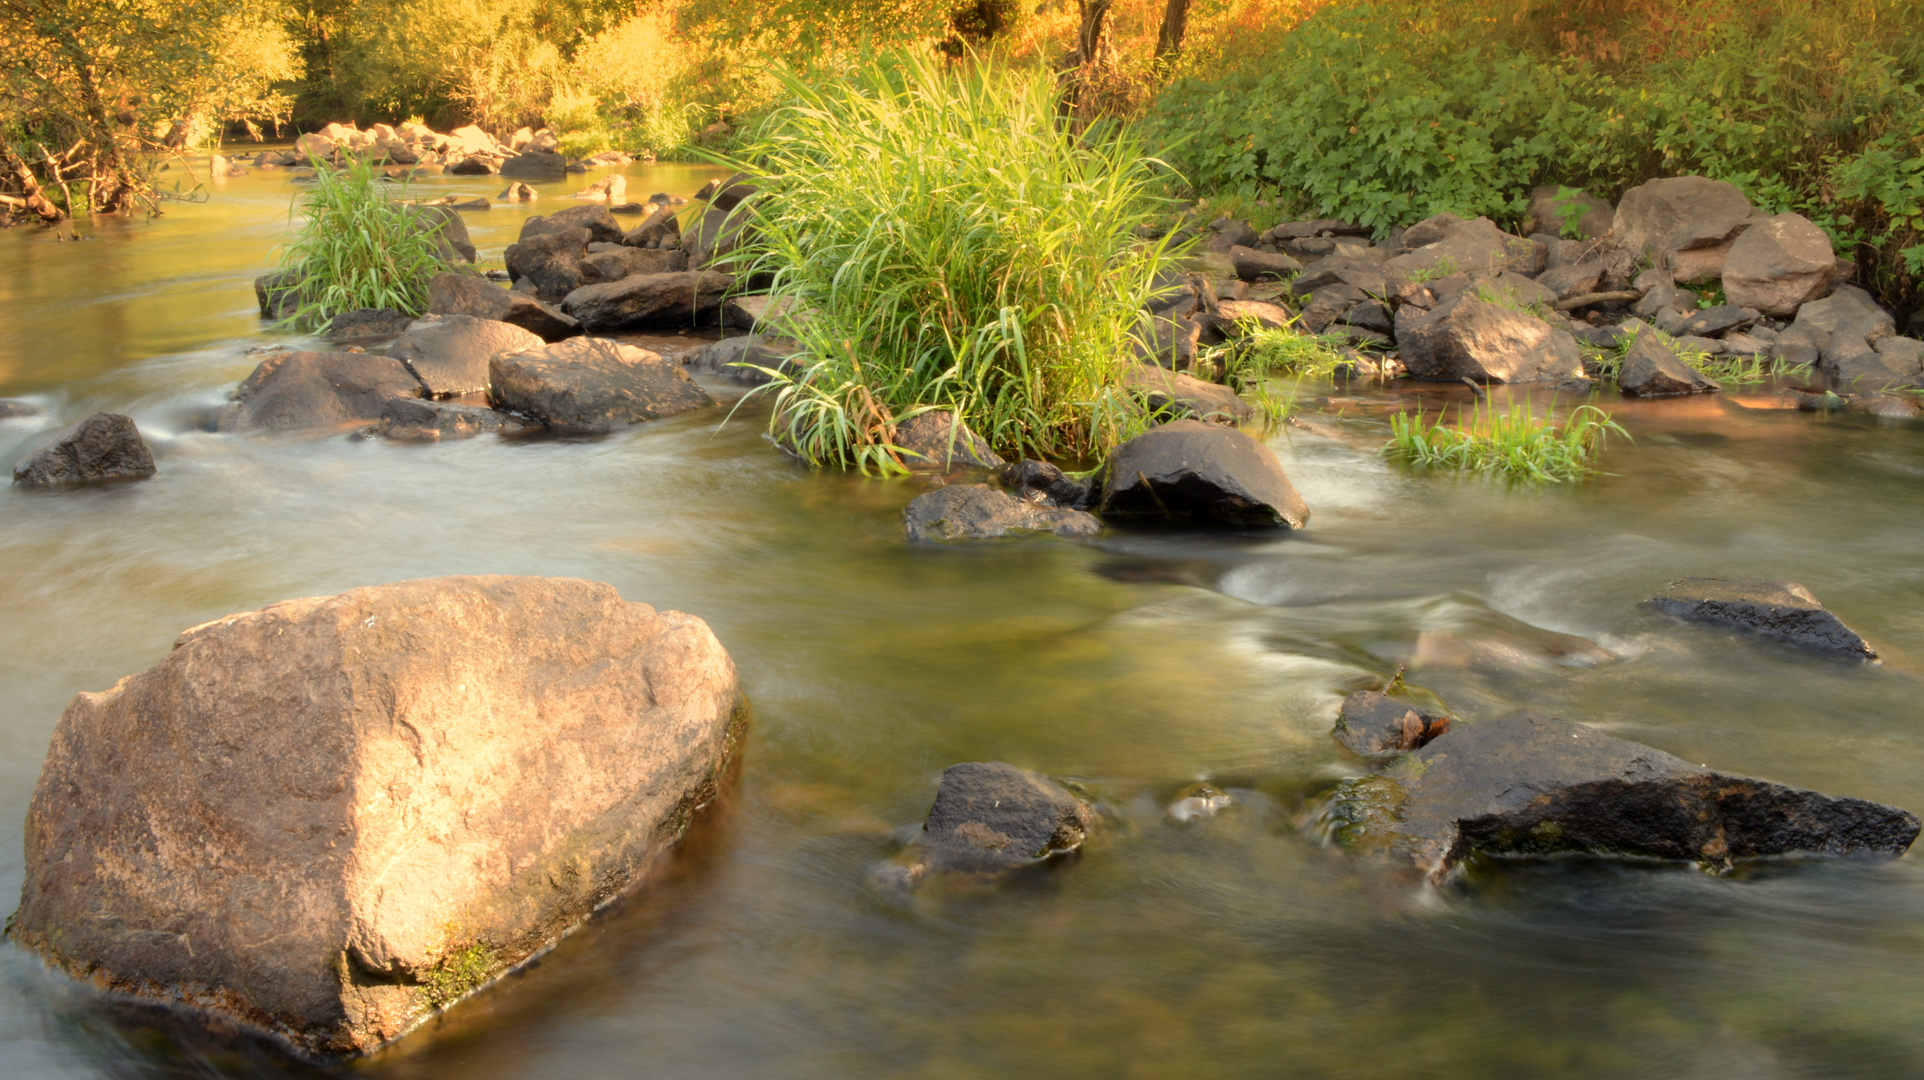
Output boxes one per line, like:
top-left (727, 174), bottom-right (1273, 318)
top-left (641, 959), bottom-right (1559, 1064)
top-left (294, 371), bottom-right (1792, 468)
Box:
top-left (1555, 290), bottom-right (1643, 311)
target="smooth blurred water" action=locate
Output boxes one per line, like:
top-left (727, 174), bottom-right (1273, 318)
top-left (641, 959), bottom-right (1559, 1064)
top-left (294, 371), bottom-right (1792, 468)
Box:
top-left (2, 156), bottom-right (1922, 1079)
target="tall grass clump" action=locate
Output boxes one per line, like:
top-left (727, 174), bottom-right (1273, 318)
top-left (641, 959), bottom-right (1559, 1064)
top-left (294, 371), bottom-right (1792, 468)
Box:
top-left (270, 157), bottom-right (456, 331)
top-left (719, 52), bottom-right (1180, 471)
top-left (1384, 400), bottom-right (1627, 483)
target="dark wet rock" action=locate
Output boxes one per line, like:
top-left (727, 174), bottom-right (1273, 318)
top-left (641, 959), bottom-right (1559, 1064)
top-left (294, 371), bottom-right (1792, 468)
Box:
top-left (1676, 305), bottom-right (1756, 338)
top-left (1395, 296), bottom-right (1583, 384)
top-left (1298, 284), bottom-right (1370, 333)
top-left (446, 155), bottom-right (497, 175)
top-left (498, 150), bottom-right (567, 180)
top-left (1645, 578), bottom-right (1876, 660)
top-left (1618, 331), bottom-right (1720, 397)
top-left (1614, 176), bottom-right (1756, 284)
top-left (560, 271), bottom-right (733, 332)
top-left (1229, 245), bottom-right (1301, 282)
top-left (325, 308), bottom-right (413, 343)
top-left (402, 204), bottom-right (477, 264)
top-left (1722, 212), bottom-right (1838, 317)
top-left (913, 762), bottom-right (1093, 873)
top-left (685, 334), bottom-right (803, 386)
top-left (1121, 363), bottom-right (1253, 424)
top-left (388, 314), bottom-right (545, 398)
top-left (253, 269), bottom-right (305, 320)
top-left (679, 204), bottom-right (751, 268)
top-left (219, 351), bottom-right (421, 432)
top-left (1327, 711), bottom-right (1918, 884)
top-left (1333, 691), bottom-right (1450, 759)
top-left (903, 484), bottom-right (1100, 542)
top-left (622, 205), bottom-right (682, 249)
top-left (12, 413), bottom-right (156, 487)
top-left (504, 226), bottom-right (591, 302)
top-left (1098, 419), bottom-right (1308, 528)
top-left (425, 272), bottom-right (579, 342)
top-left (363, 398), bottom-right (536, 441)
top-left (489, 337), bottom-right (715, 433)
top-left (519, 205), bottom-right (625, 246)
top-left (580, 246), bottom-right (689, 284)
top-left (1340, 300), bottom-right (1394, 335)
top-left (894, 411), bottom-right (1004, 471)
top-left (1000, 459), bottom-right (1090, 510)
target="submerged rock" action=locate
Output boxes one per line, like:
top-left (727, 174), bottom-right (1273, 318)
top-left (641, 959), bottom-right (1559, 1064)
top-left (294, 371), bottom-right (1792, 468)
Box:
top-left (1098, 419), bottom-right (1309, 528)
top-left (912, 762), bottom-right (1093, 874)
top-left (426, 272), bottom-right (579, 343)
top-left (902, 484), bottom-right (1100, 542)
top-left (489, 337), bottom-right (715, 433)
top-left (219, 350), bottom-right (422, 432)
top-left (363, 397), bottom-right (536, 442)
top-left (387, 314), bottom-right (545, 398)
top-left (12, 412), bottom-right (156, 486)
top-left (1333, 691), bottom-right (1450, 759)
top-left (894, 411), bottom-right (1004, 472)
top-left (1326, 711), bottom-right (1917, 884)
top-left (1645, 577), bottom-right (1876, 660)
top-left (7, 575), bottom-right (744, 1058)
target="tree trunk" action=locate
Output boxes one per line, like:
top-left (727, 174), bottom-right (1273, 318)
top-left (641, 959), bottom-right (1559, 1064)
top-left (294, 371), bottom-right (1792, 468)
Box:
top-left (1077, 0), bottom-right (1115, 69)
top-left (1155, 0), bottom-right (1192, 64)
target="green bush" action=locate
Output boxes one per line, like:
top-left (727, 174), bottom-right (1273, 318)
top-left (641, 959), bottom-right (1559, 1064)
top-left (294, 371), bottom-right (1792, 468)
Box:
top-left (270, 157), bottom-right (458, 330)
top-left (720, 52), bottom-right (1180, 471)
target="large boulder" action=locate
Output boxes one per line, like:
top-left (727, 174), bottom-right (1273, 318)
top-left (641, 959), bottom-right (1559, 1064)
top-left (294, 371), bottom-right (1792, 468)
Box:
top-left (1721, 212), bottom-right (1838, 317)
top-left (12, 412), bottom-right (156, 486)
top-left (404, 205), bottom-right (477, 264)
top-left (1333, 691), bottom-right (1450, 760)
top-left (894, 411), bottom-right (1004, 471)
top-left (902, 484), bottom-right (1101, 542)
top-left (518, 205), bottom-right (625, 246)
top-left (559, 271), bottom-right (733, 331)
top-left (908, 762), bottom-right (1093, 875)
top-left (362, 398), bottom-right (537, 442)
top-left (426, 272), bottom-right (580, 343)
top-left (504, 227), bottom-right (591, 302)
top-left (1613, 176), bottom-right (1757, 284)
top-left (387, 315), bottom-right (545, 398)
top-left (1645, 577), bottom-right (1876, 660)
top-left (1395, 296), bottom-right (1584, 383)
top-left (498, 150), bottom-right (567, 181)
top-left (490, 337), bottom-right (715, 433)
top-left (218, 350), bottom-right (422, 432)
top-left (1326, 711), bottom-right (1917, 885)
top-left (7, 576), bottom-right (743, 1058)
top-left (1098, 419), bottom-right (1309, 528)
top-left (1385, 216), bottom-right (1544, 281)
top-left (1618, 330), bottom-right (1720, 397)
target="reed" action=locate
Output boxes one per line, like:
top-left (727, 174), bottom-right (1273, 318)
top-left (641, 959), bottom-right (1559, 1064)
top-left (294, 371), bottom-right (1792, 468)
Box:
top-left (269, 157), bottom-right (457, 331)
top-left (1384, 399), bottom-right (1626, 482)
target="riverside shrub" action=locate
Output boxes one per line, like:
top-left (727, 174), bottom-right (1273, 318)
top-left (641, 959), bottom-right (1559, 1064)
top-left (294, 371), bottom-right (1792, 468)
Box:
top-left (720, 52), bottom-right (1179, 470)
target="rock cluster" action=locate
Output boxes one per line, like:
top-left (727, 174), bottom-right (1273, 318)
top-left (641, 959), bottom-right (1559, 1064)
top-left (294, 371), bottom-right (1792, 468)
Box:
top-left (261, 121), bottom-right (588, 178)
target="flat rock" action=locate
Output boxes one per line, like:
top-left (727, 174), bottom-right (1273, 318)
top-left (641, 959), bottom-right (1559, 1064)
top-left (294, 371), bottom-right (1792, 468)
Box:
top-left (1676, 304), bottom-right (1755, 338)
top-left (1722, 212), bottom-right (1837, 317)
top-left (12, 412), bottom-right (156, 486)
top-left (6, 575), bottom-right (743, 1057)
top-left (388, 314), bottom-right (545, 398)
top-left (1395, 296), bottom-right (1584, 383)
top-left (1328, 711), bottom-right (1918, 884)
top-left (325, 308), bottom-right (413, 343)
top-left (1229, 245), bottom-right (1301, 282)
top-left (1333, 691), bottom-right (1450, 759)
top-left (425, 272), bottom-right (579, 342)
top-left (580, 246), bottom-right (689, 284)
top-left (364, 397), bottom-right (537, 441)
top-left (721, 294), bottom-right (798, 331)
top-left (219, 350), bottom-right (422, 432)
top-left (1098, 419), bottom-right (1308, 528)
top-left (490, 337), bottom-right (715, 433)
top-left (1121, 363), bottom-right (1253, 424)
top-left (560, 271), bottom-right (733, 331)
top-left (912, 762), bottom-right (1093, 873)
top-left (894, 411), bottom-right (1004, 471)
top-left (1645, 577), bottom-right (1876, 660)
top-left (1619, 331), bottom-right (1720, 397)
top-left (902, 484), bottom-right (1100, 542)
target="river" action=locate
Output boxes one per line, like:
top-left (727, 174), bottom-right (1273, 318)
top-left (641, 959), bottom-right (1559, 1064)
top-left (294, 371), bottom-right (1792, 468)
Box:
top-left (2, 157), bottom-right (1922, 1079)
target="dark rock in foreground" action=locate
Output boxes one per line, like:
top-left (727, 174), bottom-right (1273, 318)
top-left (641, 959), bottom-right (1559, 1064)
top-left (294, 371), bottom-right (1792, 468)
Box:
top-left (914, 762), bottom-right (1093, 874)
top-left (1099, 419), bottom-right (1309, 528)
top-left (903, 484), bottom-right (1100, 542)
top-left (363, 398), bottom-right (536, 442)
top-left (218, 351), bottom-right (421, 432)
top-left (388, 314), bottom-right (544, 398)
top-left (490, 337), bottom-right (715, 433)
top-left (6, 575), bottom-right (744, 1058)
top-left (1333, 691), bottom-right (1450, 759)
top-left (1327, 711), bottom-right (1918, 884)
top-left (895, 411), bottom-right (1004, 472)
top-left (12, 413), bottom-right (156, 486)
top-left (426, 273), bottom-right (579, 342)
top-left (1646, 578), bottom-right (1876, 660)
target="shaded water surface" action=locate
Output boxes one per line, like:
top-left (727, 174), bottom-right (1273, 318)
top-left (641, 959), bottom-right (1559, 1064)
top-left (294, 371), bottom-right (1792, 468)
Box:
top-left (2, 159), bottom-right (1923, 1079)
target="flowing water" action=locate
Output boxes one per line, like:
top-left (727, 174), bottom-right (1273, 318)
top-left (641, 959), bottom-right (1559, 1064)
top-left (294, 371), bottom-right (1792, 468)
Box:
top-left (2, 158), bottom-right (1923, 1080)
